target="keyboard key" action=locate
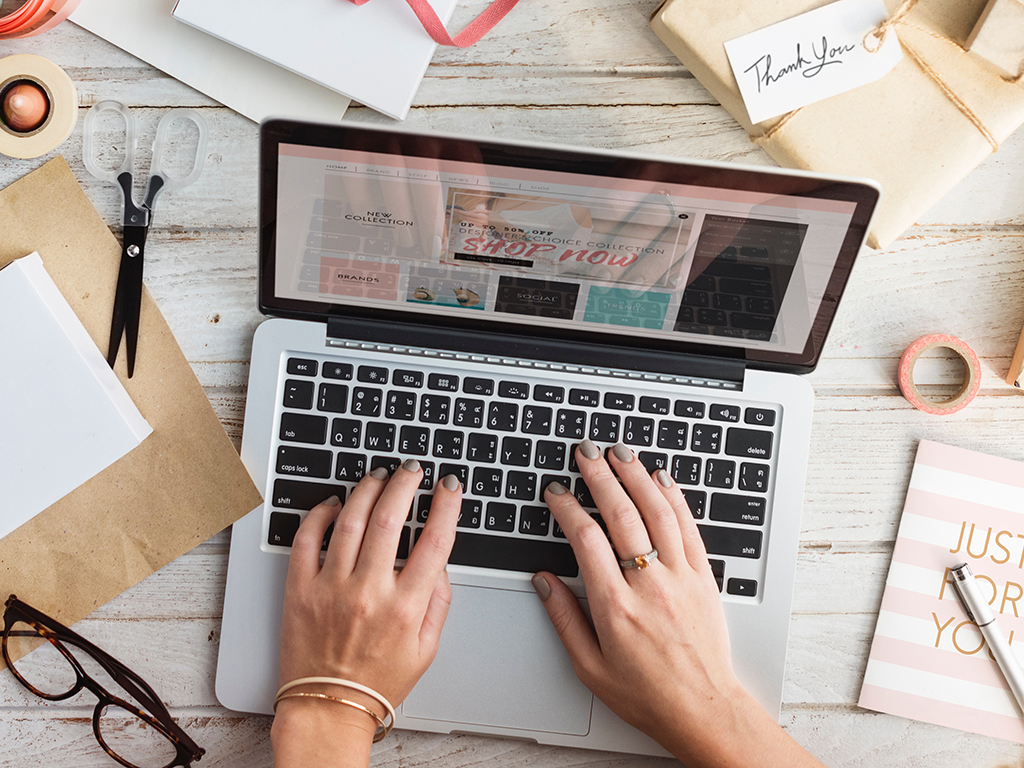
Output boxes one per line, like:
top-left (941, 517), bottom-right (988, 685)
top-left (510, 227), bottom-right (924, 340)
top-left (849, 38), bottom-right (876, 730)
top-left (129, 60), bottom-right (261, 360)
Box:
top-left (271, 479), bottom-right (346, 510)
top-left (365, 422), bottom-right (396, 452)
top-left (350, 387), bottom-right (382, 417)
top-left (739, 462), bottom-right (770, 492)
top-left (534, 441), bottom-right (566, 470)
top-left (397, 527), bottom-right (411, 559)
top-left (428, 372), bottom-right (459, 391)
top-left (674, 400), bottom-right (705, 419)
top-left (386, 391), bottom-right (417, 421)
top-left (393, 369), bottom-right (423, 388)
top-left (501, 436), bottom-right (532, 466)
top-left (283, 379), bottom-right (314, 410)
top-left (287, 358), bottom-right (318, 376)
top-left (623, 416), bottom-right (654, 446)
top-left (463, 377), bottom-right (494, 396)
top-left (419, 394), bottom-right (451, 424)
top-left (488, 402), bottom-right (519, 432)
top-left (657, 421), bottom-right (688, 450)
top-left (574, 478), bottom-right (595, 507)
top-left (589, 413), bottom-right (620, 442)
top-left (448, 531), bottom-right (578, 577)
top-left (371, 456), bottom-right (401, 476)
top-left (682, 490), bottom-right (707, 518)
top-left (417, 494), bottom-right (433, 523)
top-left (604, 393), bottom-right (635, 411)
top-left (519, 506), bottom-right (550, 536)
top-left (725, 428), bottom-right (774, 460)
top-left (638, 451), bottom-right (668, 474)
top-left (534, 385), bottom-right (565, 403)
top-left (277, 446), bottom-right (333, 479)
top-left (698, 525), bottom-right (762, 558)
top-left (569, 388), bottom-right (600, 407)
top-left (711, 493), bottom-right (766, 525)
top-left (541, 474), bottom-right (572, 496)
top-left (639, 396), bottom-right (670, 415)
top-left (323, 362), bottom-right (354, 380)
top-left (485, 502), bottom-right (517, 532)
top-left (744, 407), bottom-right (776, 427)
top-left (439, 463), bottom-right (469, 492)
top-left (521, 405), bottom-right (552, 435)
top-left (280, 413), bottom-right (328, 445)
top-left (705, 458), bottom-right (735, 488)
top-left (457, 499), bottom-right (482, 528)
top-left (419, 461), bottom-right (435, 490)
top-left (709, 558), bottom-right (725, 592)
top-left (317, 383), bottom-right (349, 414)
top-left (671, 455), bottom-right (702, 485)
top-left (727, 578), bottom-right (758, 597)
top-left (506, 470), bottom-right (537, 501)
top-left (710, 404), bottom-right (740, 423)
top-left (691, 424), bottom-right (722, 453)
top-left (555, 409), bottom-right (587, 439)
top-left (268, 512), bottom-right (301, 547)
top-left (335, 452), bottom-right (367, 481)
top-left (357, 365), bottom-right (388, 384)
top-left (453, 398), bottom-right (484, 428)
top-left (330, 418), bottom-right (362, 449)
top-left (472, 467), bottom-right (503, 497)
top-left (466, 433), bottom-right (498, 463)
top-left (398, 425), bottom-right (430, 456)
top-left (432, 430), bottom-right (464, 460)
top-left (498, 381), bottom-right (530, 399)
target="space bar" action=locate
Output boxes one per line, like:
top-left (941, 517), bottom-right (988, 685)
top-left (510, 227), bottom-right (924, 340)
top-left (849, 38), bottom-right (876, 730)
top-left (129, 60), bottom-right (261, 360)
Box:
top-left (449, 532), bottom-right (579, 578)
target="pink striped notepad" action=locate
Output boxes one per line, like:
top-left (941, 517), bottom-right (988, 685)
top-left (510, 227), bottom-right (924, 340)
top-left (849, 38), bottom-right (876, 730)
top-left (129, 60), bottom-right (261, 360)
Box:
top-left (859, 440), bottom-right (1024, 741)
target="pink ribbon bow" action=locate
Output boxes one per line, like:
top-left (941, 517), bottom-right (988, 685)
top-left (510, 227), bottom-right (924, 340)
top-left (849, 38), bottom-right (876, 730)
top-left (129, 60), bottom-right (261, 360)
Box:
top-left (347, 0), bottom-right (519, 47)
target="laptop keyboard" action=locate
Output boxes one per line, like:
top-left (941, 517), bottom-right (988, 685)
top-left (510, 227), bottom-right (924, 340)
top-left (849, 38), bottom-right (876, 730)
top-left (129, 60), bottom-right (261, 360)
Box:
top-left (264, 350), bottom-right (780, 600)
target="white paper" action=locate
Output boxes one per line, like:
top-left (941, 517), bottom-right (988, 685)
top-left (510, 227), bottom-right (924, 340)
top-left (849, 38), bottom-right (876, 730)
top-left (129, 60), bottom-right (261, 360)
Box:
top-left (171, 0), bottom-right (457, 121)
top-left (71, 0), bottom-right (351, 124)
top-left (0, 254), bottom-right (152, 540)
top-left (724, 0), bottom-right (903, 125)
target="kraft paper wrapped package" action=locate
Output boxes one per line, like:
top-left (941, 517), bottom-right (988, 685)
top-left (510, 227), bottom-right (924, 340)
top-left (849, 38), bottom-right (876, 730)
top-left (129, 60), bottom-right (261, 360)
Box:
top-left (651, 0), bottom-right (1024, 248)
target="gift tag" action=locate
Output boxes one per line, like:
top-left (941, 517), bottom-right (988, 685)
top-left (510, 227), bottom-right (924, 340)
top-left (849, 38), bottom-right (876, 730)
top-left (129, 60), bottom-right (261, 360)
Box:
top-left (724, 0), bottom-right (903, 125)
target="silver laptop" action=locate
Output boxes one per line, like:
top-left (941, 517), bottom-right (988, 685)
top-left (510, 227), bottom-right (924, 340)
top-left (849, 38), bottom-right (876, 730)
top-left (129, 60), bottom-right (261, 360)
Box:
top-left (216, 120), bottom-right (879, 756)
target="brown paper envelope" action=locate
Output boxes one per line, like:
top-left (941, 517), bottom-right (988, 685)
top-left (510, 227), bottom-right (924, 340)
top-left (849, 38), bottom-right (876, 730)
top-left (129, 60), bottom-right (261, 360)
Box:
top-left (0, 157), bottom-right (262, 654)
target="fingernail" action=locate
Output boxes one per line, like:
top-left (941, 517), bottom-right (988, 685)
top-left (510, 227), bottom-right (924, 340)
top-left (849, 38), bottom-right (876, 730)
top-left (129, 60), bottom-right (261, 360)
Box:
top-left (612, 442), bottom-right (633, 463)
top-left (442, 473), bottom-right (460, 491)
top-left (402, 459), bottom-right (421, 473)
top-left (531, 574), bottom-right (551, 601)
top-left (369, 467), bottom-right (389, 480)
top-left (579, 439), bottom-right (600, 461)
top-left (322, 495), bottom-right (341, 507)
top-left (546, 482), bottom-right (568, 496)
top-left (656, 469), bottom-right (673, 488)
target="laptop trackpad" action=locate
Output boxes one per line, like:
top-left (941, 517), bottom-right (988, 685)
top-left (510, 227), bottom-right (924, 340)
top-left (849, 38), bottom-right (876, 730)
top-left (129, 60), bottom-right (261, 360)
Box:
top-left (402, 584), bottom-right (594, 736)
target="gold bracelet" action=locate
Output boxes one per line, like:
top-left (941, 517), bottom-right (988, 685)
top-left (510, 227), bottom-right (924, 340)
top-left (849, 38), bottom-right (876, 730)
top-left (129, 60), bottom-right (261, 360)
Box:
top-left (273, 691), bottom-right (391, 742)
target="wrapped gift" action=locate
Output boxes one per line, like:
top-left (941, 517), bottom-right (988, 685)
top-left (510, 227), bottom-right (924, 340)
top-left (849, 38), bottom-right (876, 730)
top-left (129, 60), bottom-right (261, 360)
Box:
top-left (967, 0), bottom-right (1024, 80)
top-left (651, 0), bottom-right (1024, 248)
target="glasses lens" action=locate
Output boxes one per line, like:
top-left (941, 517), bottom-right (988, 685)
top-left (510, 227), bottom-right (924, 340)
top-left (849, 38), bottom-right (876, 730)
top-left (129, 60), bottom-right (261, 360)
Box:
top-left (98, 703), bottom-right (180, 768)
top-left (5, 621), bottom-right (78, 697)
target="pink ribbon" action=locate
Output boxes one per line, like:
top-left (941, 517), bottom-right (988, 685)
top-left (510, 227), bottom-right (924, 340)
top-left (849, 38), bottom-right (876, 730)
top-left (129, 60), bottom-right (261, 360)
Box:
top-left (348, 0), bottom-right (519, 47)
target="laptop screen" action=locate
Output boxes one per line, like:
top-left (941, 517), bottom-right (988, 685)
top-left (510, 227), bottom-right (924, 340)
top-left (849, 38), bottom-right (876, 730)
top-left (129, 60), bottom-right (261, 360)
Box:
top-left (259, 121), bottom-right (878, 373)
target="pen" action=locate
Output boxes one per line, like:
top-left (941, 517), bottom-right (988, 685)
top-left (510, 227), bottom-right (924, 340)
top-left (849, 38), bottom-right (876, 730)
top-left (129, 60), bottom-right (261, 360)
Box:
top-left (951, 562), bottom-right (1024, 715)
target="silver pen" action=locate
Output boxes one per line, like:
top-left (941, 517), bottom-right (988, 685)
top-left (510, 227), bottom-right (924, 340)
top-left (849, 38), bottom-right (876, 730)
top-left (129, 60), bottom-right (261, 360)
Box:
top-left (951, 562), bottom-right (1024, 715)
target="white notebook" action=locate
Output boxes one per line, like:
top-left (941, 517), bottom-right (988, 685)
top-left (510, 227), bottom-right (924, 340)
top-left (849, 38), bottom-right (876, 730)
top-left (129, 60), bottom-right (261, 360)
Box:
top-left (0, 254), bottom-right (152, 540)
top-left (171, 0), bottom-right (457, 120)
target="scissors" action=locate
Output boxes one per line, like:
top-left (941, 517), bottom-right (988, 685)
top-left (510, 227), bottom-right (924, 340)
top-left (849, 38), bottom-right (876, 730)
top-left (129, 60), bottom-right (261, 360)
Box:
top-left (83, 100), bottom-right (208, 378)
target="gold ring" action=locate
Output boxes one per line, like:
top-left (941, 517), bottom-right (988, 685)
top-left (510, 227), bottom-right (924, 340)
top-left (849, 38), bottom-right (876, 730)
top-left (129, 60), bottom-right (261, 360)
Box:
top-left (618, 549), bottom-right (658, 570)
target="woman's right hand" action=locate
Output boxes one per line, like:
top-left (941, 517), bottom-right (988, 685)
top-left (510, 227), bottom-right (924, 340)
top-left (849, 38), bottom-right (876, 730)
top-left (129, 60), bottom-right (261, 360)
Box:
top-left (532, 439), bottom-right (824, 768)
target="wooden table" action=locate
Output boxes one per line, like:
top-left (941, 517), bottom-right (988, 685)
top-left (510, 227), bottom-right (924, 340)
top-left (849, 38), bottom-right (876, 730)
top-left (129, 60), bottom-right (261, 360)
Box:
top-left (2, 4), bottom-right (1024, 766)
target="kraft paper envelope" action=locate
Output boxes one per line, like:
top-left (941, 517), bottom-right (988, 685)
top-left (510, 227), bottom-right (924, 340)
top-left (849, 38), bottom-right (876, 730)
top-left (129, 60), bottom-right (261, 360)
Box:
top-left (0, 157), bottom-right (262, 656)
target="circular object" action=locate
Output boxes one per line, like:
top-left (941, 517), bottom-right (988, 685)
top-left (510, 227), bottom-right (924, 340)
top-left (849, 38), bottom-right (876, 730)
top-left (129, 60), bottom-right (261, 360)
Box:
top-left (0, 55), bottom-right (77, 159)
top-left (898, 334), bottom-right (981, 415)
top-left (0, 0), bottom-right (80, 39)
top-left (618, 548), bottom-right (659, 570)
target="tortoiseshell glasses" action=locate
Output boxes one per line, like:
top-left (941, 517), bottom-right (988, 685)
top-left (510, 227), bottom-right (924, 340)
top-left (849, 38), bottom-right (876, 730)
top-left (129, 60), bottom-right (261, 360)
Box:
top-left (2, 595), bottom-right (205, 768)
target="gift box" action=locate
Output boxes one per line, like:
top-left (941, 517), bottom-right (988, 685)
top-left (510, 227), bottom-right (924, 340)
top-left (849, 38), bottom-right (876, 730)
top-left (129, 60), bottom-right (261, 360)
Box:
top-left (651, 0), bottom-right (1024, 248)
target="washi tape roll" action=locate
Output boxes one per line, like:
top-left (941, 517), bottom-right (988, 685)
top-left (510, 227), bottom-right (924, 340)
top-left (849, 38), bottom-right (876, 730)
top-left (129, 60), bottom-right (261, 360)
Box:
top-left (0, 55), bottom-right (77, 159)
top-left (0, 0), bottom-right (80, 39)
top-left (898, 334), bottom-right (982, 415)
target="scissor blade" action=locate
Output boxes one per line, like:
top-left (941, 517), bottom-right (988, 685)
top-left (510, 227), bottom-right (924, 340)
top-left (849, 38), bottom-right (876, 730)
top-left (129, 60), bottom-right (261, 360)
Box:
top-left (106, 252), bottom-right (132, 369)
top-left (120, 226), bottom-right (147, 378)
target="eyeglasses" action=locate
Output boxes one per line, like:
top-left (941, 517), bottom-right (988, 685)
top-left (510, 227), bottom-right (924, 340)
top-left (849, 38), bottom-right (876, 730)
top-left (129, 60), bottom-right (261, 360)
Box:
top-left (2, 595), bottom-right (205, 768)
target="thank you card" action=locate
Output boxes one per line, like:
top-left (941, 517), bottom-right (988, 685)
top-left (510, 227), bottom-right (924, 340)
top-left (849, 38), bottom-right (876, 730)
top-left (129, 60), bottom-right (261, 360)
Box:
top-left (724, 0), bottom-right (903, 125)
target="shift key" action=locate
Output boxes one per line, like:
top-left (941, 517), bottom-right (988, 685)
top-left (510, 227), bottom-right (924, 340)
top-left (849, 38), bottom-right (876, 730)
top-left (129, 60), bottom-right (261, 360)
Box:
top-left (697, 524), bottom-right (762, 559)
top-left (277, 445), bottom-right (333, 478)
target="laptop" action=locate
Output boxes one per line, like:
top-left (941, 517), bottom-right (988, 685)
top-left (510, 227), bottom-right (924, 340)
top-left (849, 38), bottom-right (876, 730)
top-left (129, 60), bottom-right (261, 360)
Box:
top-left (216, 119), bottom-right (879, 756)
